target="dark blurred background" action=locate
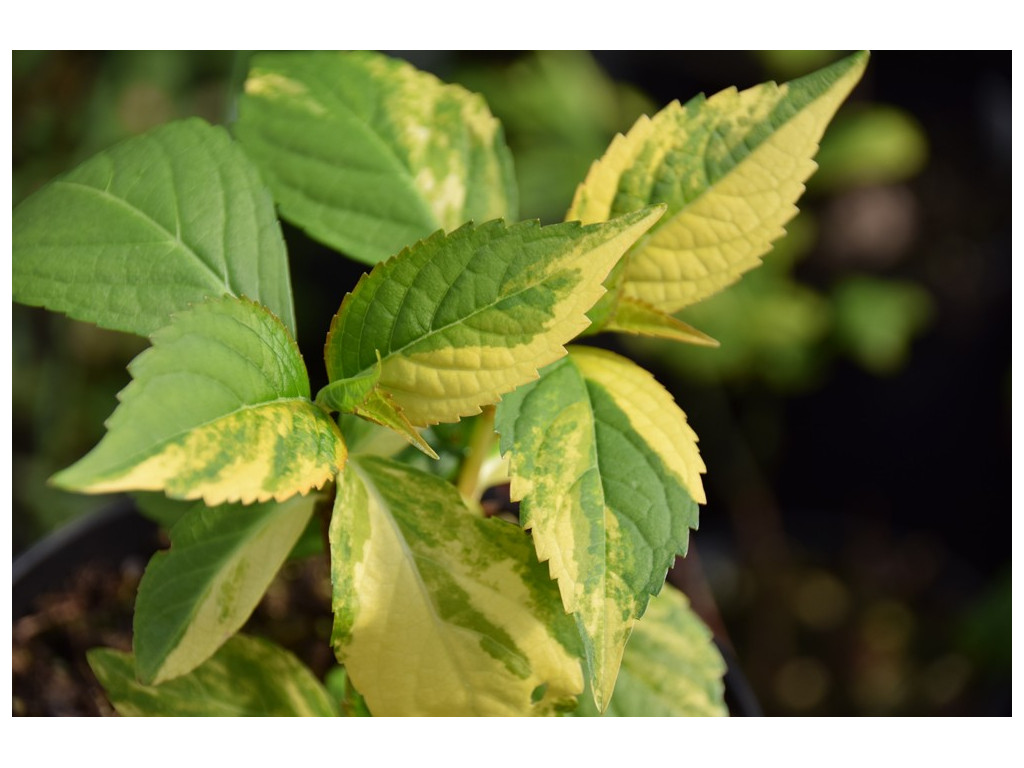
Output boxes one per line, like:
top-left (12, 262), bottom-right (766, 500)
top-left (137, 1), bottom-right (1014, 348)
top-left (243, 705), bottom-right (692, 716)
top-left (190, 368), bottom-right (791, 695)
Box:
top-left (11, 51), bottom-right (1011, 715)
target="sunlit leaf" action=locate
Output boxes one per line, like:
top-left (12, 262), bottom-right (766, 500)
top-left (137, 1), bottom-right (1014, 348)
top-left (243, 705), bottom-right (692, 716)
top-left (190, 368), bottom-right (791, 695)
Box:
top-left (568, 51), bottom-right (868, 323)
top-left (236, 50), bottom-right (517, 264)
top-left (13, 118), bottom-right (295, 337)
top-left (330, 455), bottom-right (584, 716)
top-left (88, 634), bottom-right (338, 716)
top-left (52, 296), bottom-right (345, 505)
top-left (496, 345), bottom-right (704, 710)
top-left (322, 208), bottom-right (663, 427)
top-left (133, 494), bottom-right (318, 684)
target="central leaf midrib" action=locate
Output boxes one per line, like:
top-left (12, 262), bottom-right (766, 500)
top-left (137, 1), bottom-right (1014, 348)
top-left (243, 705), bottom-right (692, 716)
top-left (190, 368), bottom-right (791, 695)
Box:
top-left (54, 179), bottom-right (229, 292)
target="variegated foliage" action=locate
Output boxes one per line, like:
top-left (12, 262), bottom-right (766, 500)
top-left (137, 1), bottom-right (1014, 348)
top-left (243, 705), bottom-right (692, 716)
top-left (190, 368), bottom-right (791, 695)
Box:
top-left (14, 50), bottom-right (868, 717)
top-left (52, 296), bottom-right (346, 505)
top-left (236, 50), bottom-right (518, 265)
top-left (319, 208), bottom-right (663, 432)
top-left (568, 51), bottom-right (869, 341)
top-left (330, 456), bottom-right (585, 716)
top-left (496, 346), bottom-right (705, 709)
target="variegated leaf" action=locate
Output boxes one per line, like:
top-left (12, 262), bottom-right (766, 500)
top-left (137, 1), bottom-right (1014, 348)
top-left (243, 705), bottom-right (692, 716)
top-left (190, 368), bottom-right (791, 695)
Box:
top-left (495, 345), bottom-right (704, 711)
top-left (88, 634), bottom-right (339, 716)
top-left (321, 208), bottom-right (663, 427)
top-left (330, 455), bottom-right (585, 716)
top-left (13, 118), bottom-right (295, 337)
top-left (567, 51), bottom-right (868, 322)
top-left (573, 584), bottom-right (728, 717)
top-left (235, 50), bottom-right (518, 265)
top-left (52, 296), bottom-right (346, 505)
top-left (133, 494), bottom-right (319, 685)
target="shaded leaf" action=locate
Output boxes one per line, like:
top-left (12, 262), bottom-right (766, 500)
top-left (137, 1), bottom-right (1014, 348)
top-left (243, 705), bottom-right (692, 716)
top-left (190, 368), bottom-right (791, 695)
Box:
top-left (133, 494), bottom-right (318, 684)
top-left (88, 634), bottom-right (338, 716)
top-left (573, 584), bottom-right (727, 717)
top-left (13, 118), bottom-right (295, 337)
top-left (496, 345), bottom-right (704, 709)
top-left (330, 455), bottom-right (584, 716)
top-left (568, 51), bottom-right (868, 322)
top-left (53, 296), bottom-right (345, 505)
top-left (236, 50), bottom-right (517, 264)
top-left (322, 209), bottom-right (663, 426)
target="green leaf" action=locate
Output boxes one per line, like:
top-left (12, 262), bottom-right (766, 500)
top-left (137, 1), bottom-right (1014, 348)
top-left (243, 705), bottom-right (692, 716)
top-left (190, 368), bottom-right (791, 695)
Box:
top-left (496, 345), bottom-right (704, 711)
top-left (573, 584), bottom-right (727, 717)
top-left (88, 634), bottom-right (339, 716)
top-left (235, 50), bottom-right (518, 265)
top-left (52, 296), bottom-right (346, 505)
top-left (133, 494), bottom-right (318, 684)
top-left (567, 51), bottom-right (868, 323)
top-left (330, 455), bottom-right (584, 716)
top-left (322, 208), bottom-right (663, 427)
top-left (13, 118), bottom-right (295, 337)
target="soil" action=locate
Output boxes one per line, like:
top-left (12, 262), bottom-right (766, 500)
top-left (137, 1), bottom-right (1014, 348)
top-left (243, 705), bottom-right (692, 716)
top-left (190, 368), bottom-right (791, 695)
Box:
top-left (12, 543), bottom-right (334, 717)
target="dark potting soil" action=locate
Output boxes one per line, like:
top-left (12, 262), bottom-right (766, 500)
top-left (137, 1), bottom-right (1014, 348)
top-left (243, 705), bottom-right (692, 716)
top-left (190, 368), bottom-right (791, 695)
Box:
top-left (12, 549), bottom-right (335, 717)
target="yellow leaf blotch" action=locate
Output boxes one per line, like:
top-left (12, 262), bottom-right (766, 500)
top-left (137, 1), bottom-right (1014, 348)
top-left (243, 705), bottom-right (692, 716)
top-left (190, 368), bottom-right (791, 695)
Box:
top-left (62, 400), bottom-right (346, 506)
top-left (570, 346), bottom-right (706, 505)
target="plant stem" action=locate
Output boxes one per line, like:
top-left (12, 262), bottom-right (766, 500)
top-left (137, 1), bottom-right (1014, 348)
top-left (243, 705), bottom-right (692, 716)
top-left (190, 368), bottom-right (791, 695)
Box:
top-left (455, 405), bottom-right (497, 507)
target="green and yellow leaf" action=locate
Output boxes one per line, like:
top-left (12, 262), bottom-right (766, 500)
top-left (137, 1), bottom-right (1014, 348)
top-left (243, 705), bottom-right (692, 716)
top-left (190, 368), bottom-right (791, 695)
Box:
top-left (236, 50), bottom-right (518, 265)
top-left (52, 296), bottom-right (345, 505)
top-left (495, 345), bottom-right (704, 710)
top-left (330, 455), bottom-right (585, 716)
top-left (88, 634), bottom-right (339, 716)
top-left (13, 118), bottom-right (295, 337)
top-left (133, 494), bottom-right (319, 685)
top-left (573, 584), bottom-right (728, 717)
top-left (316, 356), bottom-right (437, 459)
top-left (322, 208), bottom-right (663, 427)
top-left (567, 51), bottom-right (868, 325)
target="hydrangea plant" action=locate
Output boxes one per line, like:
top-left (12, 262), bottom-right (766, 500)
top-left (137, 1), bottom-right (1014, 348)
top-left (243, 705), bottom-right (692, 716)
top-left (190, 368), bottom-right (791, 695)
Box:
top-left (12, 50), bottom-right (868, 716)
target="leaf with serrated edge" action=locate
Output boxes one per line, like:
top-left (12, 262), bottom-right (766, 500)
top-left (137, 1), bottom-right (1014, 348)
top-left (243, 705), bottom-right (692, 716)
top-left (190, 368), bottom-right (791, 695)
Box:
top-left (330, 455), bottom-right (584, 716)
top-left (13, 118), bottom-right (295, 337)
top-left (573, 584), bottom-right (727, 717)
top-left (496, 345), bottom-right (704, 710)
top-left (88, 634), bottom-right (339, 716)
top-left (236, 50), bottom-right (518, 265)
top-left (52, 296), bottom-right (345, 505)
top-left (323, 208), bottom-right (663, 427)
top-left (134, 494), bottom-right (318, 685)
top-left (568, 51), bottom-right (868, 319)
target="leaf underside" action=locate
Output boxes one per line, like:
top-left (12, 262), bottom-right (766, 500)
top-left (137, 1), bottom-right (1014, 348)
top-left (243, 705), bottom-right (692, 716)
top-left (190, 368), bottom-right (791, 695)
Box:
top-left (13, 117), bottom-right (295, 337)
top-left (235, 50), bottom-right (518, 265)
top-left (496, 345), bottom-right (704, 710)
top-left (330, 455), bottom-right (585, 716)
top-left (567, 51), bottom-right (869, 327)
top-left (323, 209), bottom-right (663, 427)
top-left (52, 296), bottom-right (345, 505)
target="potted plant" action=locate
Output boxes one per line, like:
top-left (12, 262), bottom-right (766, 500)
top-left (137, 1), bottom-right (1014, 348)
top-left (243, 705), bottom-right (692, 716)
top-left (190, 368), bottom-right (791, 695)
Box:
top-left (12, 49), bottom-right (867, 716)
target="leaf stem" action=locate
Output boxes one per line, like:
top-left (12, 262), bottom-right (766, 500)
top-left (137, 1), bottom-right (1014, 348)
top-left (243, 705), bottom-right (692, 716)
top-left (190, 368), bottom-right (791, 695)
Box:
top-left (455, 406), bottom-right (497, 507)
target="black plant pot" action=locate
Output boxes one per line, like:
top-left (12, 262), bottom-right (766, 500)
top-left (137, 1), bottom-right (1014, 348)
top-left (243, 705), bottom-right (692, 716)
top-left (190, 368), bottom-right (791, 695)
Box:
top-left (12, 501), bottom-right (760, 716)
